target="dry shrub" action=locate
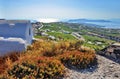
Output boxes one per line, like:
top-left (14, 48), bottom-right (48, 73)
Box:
top-left (0, 57), bottom-right (6, 74)
top-left (80, 46), bottom-right (95, 53)
top-left (0, 64), bottom-right (8, 74)
top-left (5, 57), bottom-right (65, 79)
top-left (40, 40), bottom-right (84, 57)
top-left (0, 52), bottom-right (20, 74)
top-left (5, 52), bottom-right (20, 62)
top-left (75, 40), bottom-right (84, 49)
top-left (43, 42), bottom-right (64, 57)
top-left (37, 57), bottom-right (65, 79)
top-left (59, 51), bottom-right (97, 69)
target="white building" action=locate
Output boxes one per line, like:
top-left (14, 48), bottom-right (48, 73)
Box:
top-left (0, 20), bottom-right (33, 55)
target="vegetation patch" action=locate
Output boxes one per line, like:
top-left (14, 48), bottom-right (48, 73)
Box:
top-left (47, 32), bottom-right (76, 40)
top-left (59, 50), bottom-right (97, 69)
top-left (0, 40), bottom-right (97, 78)
top-left (83, 35), bottom-right (114, 50)
top-left (5, 57), bottom-right (65, 79)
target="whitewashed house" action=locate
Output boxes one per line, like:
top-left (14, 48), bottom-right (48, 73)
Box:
top-left (0, 20), bottom-right (33, 55)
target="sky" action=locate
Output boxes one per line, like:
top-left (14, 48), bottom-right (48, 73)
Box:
top-left (0, 0), bottom-right (120, 20)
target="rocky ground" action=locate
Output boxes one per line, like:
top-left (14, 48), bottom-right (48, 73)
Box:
top-left (64, 55), bottom-right (120, 79)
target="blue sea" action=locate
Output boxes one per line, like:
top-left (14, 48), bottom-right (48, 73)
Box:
top-left (86, 22), bottom-right (120, 29)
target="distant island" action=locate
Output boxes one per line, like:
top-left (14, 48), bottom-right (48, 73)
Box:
top-left (68, 19), bottom-right (111, 23)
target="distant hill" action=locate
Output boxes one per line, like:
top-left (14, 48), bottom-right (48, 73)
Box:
top-left (110, 19), bottom-right (120, 23)
top-left (68, 19), bottom-right (111, 23)
top-left (66, 19), bottom-right (120, 28)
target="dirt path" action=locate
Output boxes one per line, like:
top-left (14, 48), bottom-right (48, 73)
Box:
top-left (64, 55), bottom-right (120, 79)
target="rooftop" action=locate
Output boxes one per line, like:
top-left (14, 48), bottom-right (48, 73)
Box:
top-left (0, 20), bottom-right (30, 24)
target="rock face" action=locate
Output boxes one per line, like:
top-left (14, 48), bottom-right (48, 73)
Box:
top-left (98, 43), bottom-right (120, 59)
top-left (114, 49), bottom-right (120, 58)
top-left (64, 55), bottom-right (120, 79)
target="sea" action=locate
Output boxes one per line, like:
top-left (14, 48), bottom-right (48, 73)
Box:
top-left (86, 22), bottom-right (120, 29)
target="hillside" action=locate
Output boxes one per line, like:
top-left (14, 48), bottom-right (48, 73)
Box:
top-left (0, 40), bottom-right (97, 79)
top-left (0, 22), bottom-right (119, 79)
top-left (34, 22), bottom-right (115, 50)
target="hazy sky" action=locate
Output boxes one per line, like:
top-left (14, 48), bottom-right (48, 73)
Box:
top-left (0, 0), bottom-right (120, 19)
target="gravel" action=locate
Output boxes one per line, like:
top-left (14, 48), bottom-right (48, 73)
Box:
top-left (64, 55), bottom-right (120, 79)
